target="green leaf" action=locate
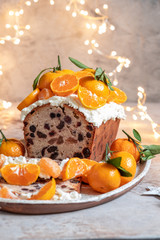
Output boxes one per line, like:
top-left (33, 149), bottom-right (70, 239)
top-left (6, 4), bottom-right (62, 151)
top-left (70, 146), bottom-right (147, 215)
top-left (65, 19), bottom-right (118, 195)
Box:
top-left (0, 139), bottom-right (3, 147)
top-left (107, 157), bottom-right (121, 168)
top-left (0, 130), bottom-right (7, 142)
top-left (68, 57), bottom-right (90, 69)
top-left (32, 67), bottom-right (53, 90)
top-left (133, 129), bottom-right (141, 142)
top-left (95, 67), bottom-right (103, 76)
top-left (142, 145), bottom-right (160, 156)
top-left (118, 166), bottom-right (133, 177)
top-left (107, 157), bottom-right (132, 177)
top-left (57, 55), bottom-right (61, 70)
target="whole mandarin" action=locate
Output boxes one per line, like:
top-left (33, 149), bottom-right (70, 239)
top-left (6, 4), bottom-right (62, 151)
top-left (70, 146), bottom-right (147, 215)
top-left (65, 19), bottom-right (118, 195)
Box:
top-left (111, 151), bottom-right (137, 186)
top-left (88, 162), bottom-right (121, 193)
top-left (110, 138), bottom-right (140, 162)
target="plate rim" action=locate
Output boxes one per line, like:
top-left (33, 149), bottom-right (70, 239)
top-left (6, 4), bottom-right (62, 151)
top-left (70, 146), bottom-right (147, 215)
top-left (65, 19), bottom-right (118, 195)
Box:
top-left (0, 160), bottom-right (151, 205)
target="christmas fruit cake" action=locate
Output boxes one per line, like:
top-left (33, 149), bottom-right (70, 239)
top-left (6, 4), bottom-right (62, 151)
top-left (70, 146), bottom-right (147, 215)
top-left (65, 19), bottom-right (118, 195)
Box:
top-left (18, 57), bottom-right (127, 162)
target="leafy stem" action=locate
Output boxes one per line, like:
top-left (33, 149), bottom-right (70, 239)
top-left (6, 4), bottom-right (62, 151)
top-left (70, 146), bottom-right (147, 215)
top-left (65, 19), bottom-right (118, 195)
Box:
top-left (122, 129), bottom-right (160, 162)
top-left (32, 55), bottom-right (62, 90)
top-left (105, 144), bottom-right (132, 177)
top-left (68, 57), bottom-right (114, 91)
top-left (0, 130), bottom-right (7, 147)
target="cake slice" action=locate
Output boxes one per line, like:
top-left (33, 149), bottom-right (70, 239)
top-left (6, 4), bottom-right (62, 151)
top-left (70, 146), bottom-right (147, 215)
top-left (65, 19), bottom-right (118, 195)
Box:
top-left (23, 99), bottom-right (123, 161)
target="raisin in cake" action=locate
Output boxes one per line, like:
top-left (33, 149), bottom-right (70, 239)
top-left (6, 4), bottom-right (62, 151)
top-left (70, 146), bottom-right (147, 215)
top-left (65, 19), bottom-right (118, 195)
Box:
top-left (22, 96), bottom-right (125, 162)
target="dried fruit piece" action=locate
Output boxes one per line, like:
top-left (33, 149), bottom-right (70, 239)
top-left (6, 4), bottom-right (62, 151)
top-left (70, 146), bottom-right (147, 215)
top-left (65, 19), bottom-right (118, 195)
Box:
top-left (78, 86), bottom-right (107, 109)
top-left (38, 157), bottom-right (61, 178)
top-left (1, 163), bottom-right (40, 186)
top-left (0, 186), bottom-right (19, 199)
top-left (0, 130), bottom-right (25, 157)
top-left (107, 87), bottom-right (127, 104)
top-left (29, 178), bottom-right (56, 200)
top-left (50, 74), bottom-right (79, 96)
top-left (17, 88), bottom-right (40, 111)
top-left (38, 88), bottom-right (54, 100)
top-left (61, 158), bottom-right (88, 181)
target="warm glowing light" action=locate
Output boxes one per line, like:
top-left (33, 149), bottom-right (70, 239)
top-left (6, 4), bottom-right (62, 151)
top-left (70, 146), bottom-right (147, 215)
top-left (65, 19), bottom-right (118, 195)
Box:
top-left (111, 51), bottom-right (117, 56)
top-left (91, 39), bottom-right (96, 44)
top-left (95, 8), bottom-right (100, 14)
top-left (110, 25), bottom-right (115, 31)
top-left (25, 25), bottom-right (30, 30)
top-left (0, 70), bottom-right (3, 75)
top-left (80, 0), bottom-right (85, 4)
top-left (86, 23), bottom-right (91, 29)
top-left (33, 0), bottom-right (39, 2)
top-left (138, 86), bottom-right (144, 93)
top-left (66, 5), bottom-right (70, 11)
top-left (19, 30), bottom-right (24, 36)
top-left (6, 35), bottom-right (11, 40)
top-left (109, 72), bottom-right (113, 77)
top-left (0, 40), bottom-right (5, 44)
top-left (92, 23), bottom-right (97, 29)
top-left (25, 1), bottom-right (31, 6)
top-left (15, 11), bottom-right (20, 16)
top-left (94, 42), bottom-right (99, 48)
top-left (19, 9), bottom-right (24, 15)
top-left (5, 24), bottom-right (11, 28)
top-left (133, 114), bottom-right (138, 120)
top-left (13, 38), bottom-right (20, 45)
top-left (88, 49), bottom-right (93, 54)
top-left (126, 107), bottom-right (132, 112)
top-left (72, 12), bottom-right (77, 17)
top-left (113, 79), bottom-right (118, 86)
top-left (50, 0), bottom-right (55, 5)
top-left (14, 25), bottom-right (18, 30)
top-left (84, 40), bottom-right (89, 45)
top-left (103, 4), bottom-right (108, 9)
top-left (9, 10), bottom-right (14, 16)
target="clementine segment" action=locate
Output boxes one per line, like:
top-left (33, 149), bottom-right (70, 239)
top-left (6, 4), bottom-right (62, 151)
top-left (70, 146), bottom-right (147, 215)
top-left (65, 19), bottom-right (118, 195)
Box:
top-left (110, 138), bottom-right (140, 162)
top-left (81, 159), bottom-right (98, 183)
top-left (88, 162), bottom-right (121, 193)
top-left (0, 138), bottom-right (25, 157)
top-left (50, 74), bottom-right (79, 97)
top-left (78, 86), bottom-right (107, 109)
top-left (0, 186), bottom-right (19, 199)
top-left (38, 88), bottom-right (54, 100)
top-left (29, 178), bottom-right (56, 200)
top-left (1, 163), bottom-right (40, 186)
top-left (80, 78), bottom-right (110, 100)
top-left (0, 154), bottom-right (5, 168)
top-left (39, 157), bottom-right (61, 178)
top-left (17, 88), bottom-right (40, 111)
top-left (111, 151), bottom-right (137, 186)
top-left (107, 87), bottom-right (127, 104)
top-left (61, 158), bottom-right (88, 181)
top-left (74, 70), bottom-right (95, 80)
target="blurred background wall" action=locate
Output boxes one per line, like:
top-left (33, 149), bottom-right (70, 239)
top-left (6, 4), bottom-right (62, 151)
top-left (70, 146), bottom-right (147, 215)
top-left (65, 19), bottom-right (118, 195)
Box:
top-left (0, 0), bottom-right (160, 102)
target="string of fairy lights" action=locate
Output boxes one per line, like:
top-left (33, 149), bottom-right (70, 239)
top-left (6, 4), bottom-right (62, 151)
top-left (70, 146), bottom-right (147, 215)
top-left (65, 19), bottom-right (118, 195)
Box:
top-left (0, 0), bottom-right (159, 139)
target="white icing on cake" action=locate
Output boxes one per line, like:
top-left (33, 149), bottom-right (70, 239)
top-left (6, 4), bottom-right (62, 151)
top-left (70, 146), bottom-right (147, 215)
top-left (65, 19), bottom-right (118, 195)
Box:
top-left (21, 95), bottom-right (126, 127)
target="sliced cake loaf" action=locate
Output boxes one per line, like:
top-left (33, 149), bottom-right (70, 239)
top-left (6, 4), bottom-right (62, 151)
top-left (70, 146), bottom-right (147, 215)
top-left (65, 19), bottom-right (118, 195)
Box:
top-left (23, 103), bottom-right (120, 161)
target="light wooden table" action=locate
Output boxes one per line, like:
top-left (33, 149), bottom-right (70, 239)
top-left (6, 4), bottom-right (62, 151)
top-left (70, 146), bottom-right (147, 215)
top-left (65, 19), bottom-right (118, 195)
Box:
top-left (0, 103), bottom-right (160, 240)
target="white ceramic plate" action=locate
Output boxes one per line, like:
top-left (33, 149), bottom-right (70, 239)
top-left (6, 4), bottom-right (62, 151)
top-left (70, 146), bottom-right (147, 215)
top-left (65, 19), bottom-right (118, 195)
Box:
top-left (0, 160), bottom-right (151, 214)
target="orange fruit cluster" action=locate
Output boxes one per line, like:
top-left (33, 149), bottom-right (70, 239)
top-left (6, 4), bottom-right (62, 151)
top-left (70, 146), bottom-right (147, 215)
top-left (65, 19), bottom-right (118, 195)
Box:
top-left (61, 151), bottom-right (137, 193)
top-left (17, 66), bottom-right (127, 111)
top-left (0, 158), bottom-right (62, 200)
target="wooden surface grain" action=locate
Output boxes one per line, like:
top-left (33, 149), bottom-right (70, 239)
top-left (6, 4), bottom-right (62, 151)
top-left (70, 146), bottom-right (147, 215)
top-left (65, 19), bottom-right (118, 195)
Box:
top-left (0, 103), bottom-right (160, 240)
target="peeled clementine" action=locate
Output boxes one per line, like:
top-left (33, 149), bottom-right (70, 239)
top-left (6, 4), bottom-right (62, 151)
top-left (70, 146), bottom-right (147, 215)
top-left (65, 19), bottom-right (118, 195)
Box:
top-left (1, 163), bottom-right (40, 186)
top-left (29, 178), bottom-right (56, 200)
top-left (88, 162), bottom-right (121, 193)
top-left (81, 159), bottom-right (98, 184)
top-left (38, 88), bottom-right (54, 100)
top-left (110, 138), bottom-right (140, 162)
top-left (39, 157), bottom-right (61, 178)
top-left (111, 151), bottom-right (137, 186)
top-left (17, 88), bottom-right (40, 111)
top-left (50, 74), bottom-right (79, 96)
top-left (107, 87), bottom-right (127, 104)
top-left (78, 86), bottom-right (107, 109)
top-left (80, 78), bottom-right (110, 100)
top-left (61, 158), bottom-right (88, 181)
top-left (0, 186), bottom-right (19, 199)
